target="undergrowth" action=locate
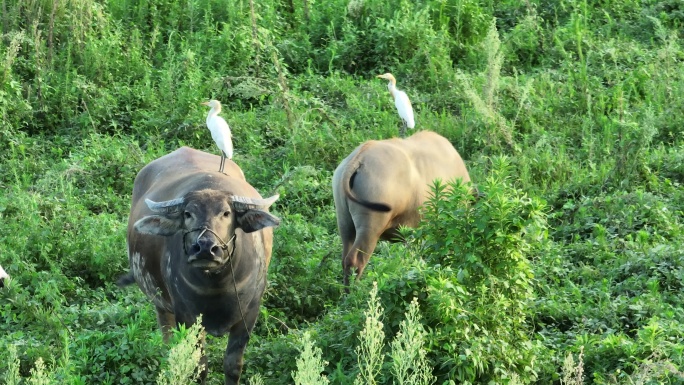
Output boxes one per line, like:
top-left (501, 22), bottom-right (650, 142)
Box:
top-left (1, 0), bottom-right (684, 384)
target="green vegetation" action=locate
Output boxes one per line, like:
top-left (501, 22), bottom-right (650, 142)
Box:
top-left (1, 0), bottom-right (684, 383)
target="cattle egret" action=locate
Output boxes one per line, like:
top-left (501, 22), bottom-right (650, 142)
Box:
top-left (377, 73), bottom-right (415, 136)
top-left (201, 99), bottom-right (233, 174)
top-left (0, 264), bottom-right (8, 288)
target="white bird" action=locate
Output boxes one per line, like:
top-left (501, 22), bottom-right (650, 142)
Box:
top-left (0, 264), bottom-right (8, 288)
top-left (377, 73), bottom-right (415, 137)
top-left (201, 99), bottom-right (233, 174)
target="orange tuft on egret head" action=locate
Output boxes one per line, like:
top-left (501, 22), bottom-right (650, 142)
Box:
top-left (201, 99), bottom-right (234, 174)
top-left (377, 73), bottom-right (415, 137)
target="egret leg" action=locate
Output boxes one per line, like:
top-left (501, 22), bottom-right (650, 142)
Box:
top-left (219, 151), bottom-right (228, 174)
top-left (400, 121), bottom-right (407, 137)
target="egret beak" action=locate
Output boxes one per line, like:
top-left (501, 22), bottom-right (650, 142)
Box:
top-left (376, 74), bottom-right (385, 79)
top-left (201, 101), bottom-right (210, 106)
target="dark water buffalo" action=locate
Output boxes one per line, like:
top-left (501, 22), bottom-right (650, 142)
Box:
top-left (118, 147), bottom-right (280, 385)
top-left (0, 264), bottom-right (8, 288)
top-left (332, 130), bottom-right (472, 287)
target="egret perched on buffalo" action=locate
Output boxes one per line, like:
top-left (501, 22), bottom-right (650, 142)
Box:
top-left (377, 73), bottom-right (415, 137)
top-left (201, 99), bottom-right (233, 174)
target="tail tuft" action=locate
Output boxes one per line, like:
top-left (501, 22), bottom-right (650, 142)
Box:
top-left (355, 200), bottom-right (391, 212)
top-left (116, 272), bottom-right (136, 287)
top-left (473, 185), bottom-right (487, 200)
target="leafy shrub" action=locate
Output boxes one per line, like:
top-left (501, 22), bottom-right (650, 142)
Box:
top-left (272, 166), bottom-right (335, 220)
top-left (552, 189), bottom-right (682, 245)
top-left (504, 12), bottom-right (545, 70)
top-left (0, 284), bottom-right (164, 385)
top-left (265, 212), bottom-right (341, 324)
top-left (410, 156), bottom-right (547, 384)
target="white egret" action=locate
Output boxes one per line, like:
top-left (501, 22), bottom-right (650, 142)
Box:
top-left (201, 99), bottom-right (233, 174)
top-left (377, 73), bottom-right (415, 136)
top-left (0, 264), bottom-right (8, 288)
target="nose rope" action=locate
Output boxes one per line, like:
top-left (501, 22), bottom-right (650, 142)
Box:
top-left (183, 226), bottom-right (235, 256)
top-left (183, 226), bottom-right (249, 335)
top-left (193, 226), bottom-right (233, 251)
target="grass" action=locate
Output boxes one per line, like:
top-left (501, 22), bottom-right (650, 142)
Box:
top-left (1, 0), bottom-right (684, 383)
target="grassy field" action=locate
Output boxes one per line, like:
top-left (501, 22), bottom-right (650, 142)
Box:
top-left (1, 0), bottom-right (683, 384)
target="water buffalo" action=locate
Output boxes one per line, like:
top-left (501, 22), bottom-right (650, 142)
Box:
top-left (332, 130), bottom-right (472, 287)
top-left (118, 146), bottom-right (280, 385)
top-left (0, 264), bottom-right (8, 288)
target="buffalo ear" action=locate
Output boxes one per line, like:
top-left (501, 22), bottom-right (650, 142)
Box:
top-left (236, 210), bottom-right (280, 233)
top-left (134, 215), bottom-right (182, 236)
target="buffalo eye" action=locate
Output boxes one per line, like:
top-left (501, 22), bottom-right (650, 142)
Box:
top-left (223, 211), bottom-right (231, 218)
top-left (184, 211), bottom-right (192, 220)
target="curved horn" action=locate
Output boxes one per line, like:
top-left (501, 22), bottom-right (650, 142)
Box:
top-left (231, 194), bottom-right (279, 211)
top-left (145, 198), bottom-right (185, 213)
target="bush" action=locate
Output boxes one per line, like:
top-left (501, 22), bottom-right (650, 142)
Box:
top-left (410, 156), bottom-right (547, 384)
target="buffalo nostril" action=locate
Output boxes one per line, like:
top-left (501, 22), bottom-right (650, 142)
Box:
top-left (190, 243), bottom-right (201, 254)
top-left (210, 245), bottom-right (221, 256)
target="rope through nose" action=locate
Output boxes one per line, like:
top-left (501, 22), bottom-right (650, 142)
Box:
top-left (184, 226), bottom-right (236, 255)
top-left (183, 226), bottom-right (247, 336)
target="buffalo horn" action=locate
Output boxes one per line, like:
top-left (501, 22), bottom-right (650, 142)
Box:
top-left (231, 194), bottom-right (279, 211)
top-left (145, 198), bottom-right (185, 213)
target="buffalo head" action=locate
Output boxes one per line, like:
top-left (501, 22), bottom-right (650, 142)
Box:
top-left (134, 190), bottom-right (279, 269)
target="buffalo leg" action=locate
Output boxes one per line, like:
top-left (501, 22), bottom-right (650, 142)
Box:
top-left (343, 210), bottom-right (391, 286)
top-left (223, 313), bottom-right (257, 385)
top-left (155, 306), bottom-right (177, 343)
top-left (339, 225), bottom-right (356, 288)
top-left (343, 229), bottom-right (382, 287)
top-left (334, 196), bottom-right (355, 288)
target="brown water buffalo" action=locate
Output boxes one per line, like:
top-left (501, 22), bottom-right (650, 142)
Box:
top-left (118, 147), bottom-right (280, 385)
top-left (0, 264), bottom-right (8, 288)
top-left (332, 130), bottom-right (472, 287)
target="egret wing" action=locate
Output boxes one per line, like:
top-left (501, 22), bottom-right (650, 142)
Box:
top-left (394, 91), bottom-right (415, 129)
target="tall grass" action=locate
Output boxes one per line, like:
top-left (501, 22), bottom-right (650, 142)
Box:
top-left (1, 0), bottom-right (683, 383)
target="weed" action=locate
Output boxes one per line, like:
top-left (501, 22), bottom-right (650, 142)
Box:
top-left (292, 332), bottom-right (330, 385)
top-left (562, 346), bottom-right (585, 385)
top-left (353, 282), bottom-right (385, 385)
top-left (157, 321), bottom-right (205, 385)
top-left (389, 298), bottom-right (434, 385)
